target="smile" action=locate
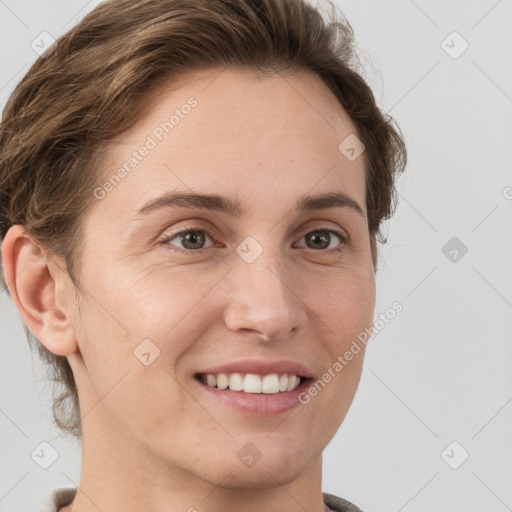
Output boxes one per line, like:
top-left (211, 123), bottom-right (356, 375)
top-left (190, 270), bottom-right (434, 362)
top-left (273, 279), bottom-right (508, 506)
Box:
top-left (197, 372), bottom-right (302, 394)
top-left (193, 359), bottom-right (314, 415)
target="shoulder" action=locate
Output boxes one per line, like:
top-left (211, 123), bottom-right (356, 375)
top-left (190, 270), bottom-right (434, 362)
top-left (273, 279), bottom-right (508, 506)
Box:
top-left (323, 491), bottom-right (366, 512)
top-left (39, 487), bottom-right (77, 512)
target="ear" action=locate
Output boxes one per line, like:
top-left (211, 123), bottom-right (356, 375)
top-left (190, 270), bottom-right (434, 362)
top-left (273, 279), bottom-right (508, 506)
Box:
top-left (1, 225), bottom-right (79, 356)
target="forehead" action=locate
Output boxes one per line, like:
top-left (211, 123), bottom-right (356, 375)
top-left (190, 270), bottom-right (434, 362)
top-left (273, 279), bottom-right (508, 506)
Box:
top-left (90, 67), bottom-right (366, 222)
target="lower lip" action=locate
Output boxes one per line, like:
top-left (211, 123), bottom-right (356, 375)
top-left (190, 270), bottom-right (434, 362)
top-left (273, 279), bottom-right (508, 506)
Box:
top-left (193, 377), bottom-right (313, 416)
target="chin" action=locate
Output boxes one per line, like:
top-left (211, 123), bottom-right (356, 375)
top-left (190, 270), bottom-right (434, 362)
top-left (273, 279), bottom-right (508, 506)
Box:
top-left (202, 437), bottom-right (318, 490)
top-left (208, 458), bottom-right (309, 490)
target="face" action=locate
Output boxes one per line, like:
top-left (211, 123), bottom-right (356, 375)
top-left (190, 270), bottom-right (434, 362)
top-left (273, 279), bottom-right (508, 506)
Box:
top-left (66, 67), bottom-right (375, 488)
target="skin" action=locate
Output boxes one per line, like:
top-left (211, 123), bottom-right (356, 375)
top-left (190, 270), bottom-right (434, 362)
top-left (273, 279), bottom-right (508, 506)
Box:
top-left (3, 67), bottom-right (375, 512)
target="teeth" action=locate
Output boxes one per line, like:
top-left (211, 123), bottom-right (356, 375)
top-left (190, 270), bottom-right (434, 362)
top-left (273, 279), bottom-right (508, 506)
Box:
top-left (229, 373), bottom-right (244, 391)
top-left (217, 373), bottom-right (229, 390)
top-left (279, 374), bottom-right (288, 392)
top-left (287, 375), bottom-right (298, 391)
top-left (201, 372), bottom-right (302, 394)
top-left (243, 374), bottom-right (262, 393)
top-left (261, 374), bottom-right (280, 394)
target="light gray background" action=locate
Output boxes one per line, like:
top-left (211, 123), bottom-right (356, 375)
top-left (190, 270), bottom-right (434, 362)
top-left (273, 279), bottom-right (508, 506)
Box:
top-left (1, 1), bottom-right (511, 511)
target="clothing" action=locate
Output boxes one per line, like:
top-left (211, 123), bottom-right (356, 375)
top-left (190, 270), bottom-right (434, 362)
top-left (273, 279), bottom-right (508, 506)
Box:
top-left (39, 487), bottom-right (365, 512)
top-left (323, 492), bottom-right (365, 512)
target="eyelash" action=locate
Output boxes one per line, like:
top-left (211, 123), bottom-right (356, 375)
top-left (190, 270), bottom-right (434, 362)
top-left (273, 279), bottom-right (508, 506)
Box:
top-left (158, 226), bottom-right (348, 255)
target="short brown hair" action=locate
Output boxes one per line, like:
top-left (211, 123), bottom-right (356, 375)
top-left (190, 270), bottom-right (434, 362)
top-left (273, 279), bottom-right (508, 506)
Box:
top-left (0, 0), bottom-right (407, 440)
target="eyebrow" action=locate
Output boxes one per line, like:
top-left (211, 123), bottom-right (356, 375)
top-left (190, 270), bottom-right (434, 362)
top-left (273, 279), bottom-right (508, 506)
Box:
top-left (136, 190), bottom-right (365, 218)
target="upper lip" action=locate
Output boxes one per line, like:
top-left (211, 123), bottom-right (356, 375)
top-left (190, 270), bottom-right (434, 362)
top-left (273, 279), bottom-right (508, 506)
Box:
top-left (197, 359), bottom-right (314, 379)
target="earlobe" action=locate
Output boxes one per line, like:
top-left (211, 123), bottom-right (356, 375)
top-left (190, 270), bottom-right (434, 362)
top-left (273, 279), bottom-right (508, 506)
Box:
top-left (1, 225), bottom-right (79, 356)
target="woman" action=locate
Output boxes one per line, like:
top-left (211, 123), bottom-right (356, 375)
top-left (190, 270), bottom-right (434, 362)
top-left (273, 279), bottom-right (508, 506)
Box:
top-left (0, 0), bottom-right (407, 511)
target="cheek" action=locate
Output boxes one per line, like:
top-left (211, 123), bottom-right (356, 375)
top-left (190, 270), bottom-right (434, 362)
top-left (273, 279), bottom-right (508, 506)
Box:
top-left (305, 265), bottom-right (375, 350)
top-left (304, 271), bottom-right (373, 434)
top-left (85, 261), bottom-right (214, 338)
top-left (71, 280), bottom-right (194, 438)
top-left (122, 268), bottom-right (223, 357)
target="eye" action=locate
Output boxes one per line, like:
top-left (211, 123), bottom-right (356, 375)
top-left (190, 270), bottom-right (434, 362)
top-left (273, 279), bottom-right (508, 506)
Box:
top-left (159, 226), bottom-right (347, 255)
top-left (294, 228), bottom-right (347, 252)
top-left (159, 228), bottom-right (216, 254)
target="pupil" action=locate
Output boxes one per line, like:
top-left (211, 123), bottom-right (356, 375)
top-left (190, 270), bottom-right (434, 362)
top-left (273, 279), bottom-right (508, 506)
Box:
top-left (308, 231), bottom-right (329, 249)
top-left (183, 231), bottom-right (204, 249)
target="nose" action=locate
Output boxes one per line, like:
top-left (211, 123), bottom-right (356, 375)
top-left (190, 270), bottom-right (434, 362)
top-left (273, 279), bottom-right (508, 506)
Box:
top-left (221, 245), bottom-right (308, 342)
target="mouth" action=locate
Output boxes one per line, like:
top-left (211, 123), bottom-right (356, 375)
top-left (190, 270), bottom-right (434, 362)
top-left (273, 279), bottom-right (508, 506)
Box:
top-left (195, 372), bottom-right (306, 394)
top-left (193, 368), bottom-right (314, 416)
